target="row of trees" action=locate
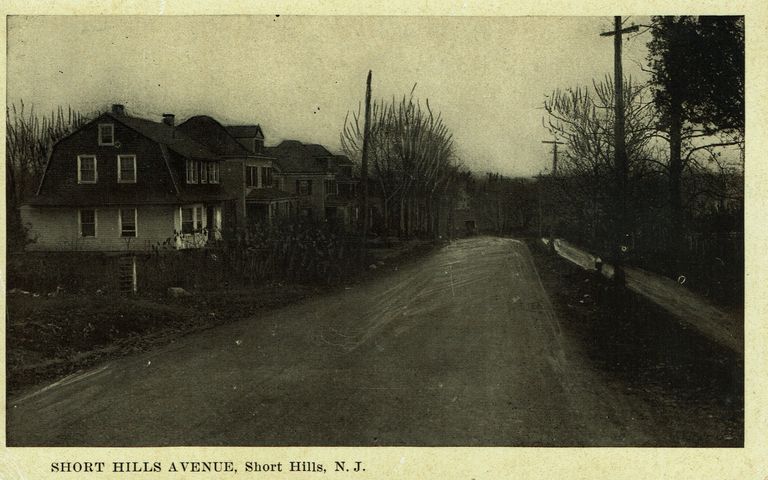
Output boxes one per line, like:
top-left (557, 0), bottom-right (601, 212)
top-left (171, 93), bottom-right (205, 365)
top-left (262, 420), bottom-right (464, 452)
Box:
top-left (541, 16), bottom-right (743, 258)
top-left (341, 86), bottom-right (463, 238)
top-left (538, 16), bottom-right (743, 302)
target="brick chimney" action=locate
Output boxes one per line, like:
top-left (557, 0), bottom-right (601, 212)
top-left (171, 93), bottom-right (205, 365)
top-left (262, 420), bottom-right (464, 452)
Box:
top-left (111, 104), bottom-right (125, 115)
top-left (162, 114), bottom-right (175, 127)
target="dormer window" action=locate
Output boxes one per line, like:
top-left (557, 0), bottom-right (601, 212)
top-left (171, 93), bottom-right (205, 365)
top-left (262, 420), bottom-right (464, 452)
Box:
top-left (77, 155), bottom-right (98, 183)
top-left (207, 162), bottom-right (220, 184)
top-left (186, 160), bottom-right (219, 184)
top-left (98, 124), bottom-right (114, 146)
top-left (186, 159), bottom-right (199, 184)
top-left (117, 155), bottom-right (136, 183)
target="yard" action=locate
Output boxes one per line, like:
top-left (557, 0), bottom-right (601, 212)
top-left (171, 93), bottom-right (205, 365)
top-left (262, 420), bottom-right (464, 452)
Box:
top-left (6, 238), bottom-right (439, 395)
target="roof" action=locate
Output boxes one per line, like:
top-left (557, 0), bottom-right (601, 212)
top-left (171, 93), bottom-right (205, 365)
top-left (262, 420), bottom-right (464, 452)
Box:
top-left (245, 187), bottom-right (297, 202)
top-left (305, 144), bottom-right (333, 158)
top-left (106, 112), bottom-right (217, 160)
top-left (30, 111), bottom-right (230, 206)
top-left (177, 116), bottom-right (253, 157)
top-left (226, 125), bottom-right (263, 139)
top-left (265, 140), bottom-right (337, 174)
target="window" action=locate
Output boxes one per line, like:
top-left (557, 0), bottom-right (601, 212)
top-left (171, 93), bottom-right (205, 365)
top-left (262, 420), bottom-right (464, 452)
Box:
top-left (297, 179), bottom-right (312, 196)
top-left (117, 155), bottom-right (136, 183)
top-left (77, 155), bottom-right (98, 183)
top-left (186, 160), bottom-right (219, 184)
top-left (247, 166), bottom-right (258, 187)
top-left (79, 209), bottom-right (96, 237)
top-left (180, 206), bottom-right (205, 234)
top-left (339, 183), bottom-right (355, 196)
top-left (186, 160), bottom-right (199, 184)
top-left (325, 179), bottom-right (338, 195)
top-left (98, 124), bottom-right (114, 145)
top-left (207, 162), bottom-right (219, 184)
top-left (181, 207), bottom-right (195, 234)
top-left (261, 166), bottom-right (273, 187)
top-left (120, 208), bottom-right (137, 237)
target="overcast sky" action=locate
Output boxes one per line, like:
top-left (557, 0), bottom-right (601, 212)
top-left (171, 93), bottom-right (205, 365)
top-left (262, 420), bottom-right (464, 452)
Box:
top-left (7, 15), bottom-right (651, 177)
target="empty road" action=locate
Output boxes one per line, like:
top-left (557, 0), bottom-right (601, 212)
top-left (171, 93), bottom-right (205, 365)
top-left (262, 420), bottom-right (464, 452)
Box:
top-left (10, 237), bottom-right (665, 446)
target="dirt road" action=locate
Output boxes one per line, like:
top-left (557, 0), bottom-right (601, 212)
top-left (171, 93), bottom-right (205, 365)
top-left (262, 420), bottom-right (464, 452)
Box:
top-left (8, 237), bottom-right (677, 446)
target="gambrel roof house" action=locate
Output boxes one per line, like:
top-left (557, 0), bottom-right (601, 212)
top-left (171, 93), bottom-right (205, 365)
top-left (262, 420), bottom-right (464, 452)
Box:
top-left (21, 104), bottom-right (231, 251)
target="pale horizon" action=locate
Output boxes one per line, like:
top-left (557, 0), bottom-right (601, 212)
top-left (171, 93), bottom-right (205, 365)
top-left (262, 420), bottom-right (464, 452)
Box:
top-left (7, 15), bottom-right (650, 177)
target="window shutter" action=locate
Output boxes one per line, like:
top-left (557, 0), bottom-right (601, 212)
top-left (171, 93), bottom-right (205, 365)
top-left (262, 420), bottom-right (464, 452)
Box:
top-left (307, 180), bottom-right (312, 195)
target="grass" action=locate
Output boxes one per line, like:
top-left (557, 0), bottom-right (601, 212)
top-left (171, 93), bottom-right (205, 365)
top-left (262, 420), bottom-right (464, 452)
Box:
top-left (6, 285), bottom-right (312, 396)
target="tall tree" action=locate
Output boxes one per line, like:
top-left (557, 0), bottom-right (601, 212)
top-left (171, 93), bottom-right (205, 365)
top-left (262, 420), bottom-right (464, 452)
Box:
top-left (646, 16), bottom-right (744, 257)
top-left (687, 16), bottom-right (745, 135)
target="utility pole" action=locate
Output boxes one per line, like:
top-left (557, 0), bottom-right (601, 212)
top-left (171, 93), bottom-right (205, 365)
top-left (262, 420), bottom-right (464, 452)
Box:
top-left (541, 139), bottom-right (565, 176)
top-left (360, 70), bottom-right (372, 259)
top-left (600, 16), bottom-right (638, 284)
top-left (536, 172), bottom-right (543, 239)
top-left (540, 140), bottom-right (564, 252)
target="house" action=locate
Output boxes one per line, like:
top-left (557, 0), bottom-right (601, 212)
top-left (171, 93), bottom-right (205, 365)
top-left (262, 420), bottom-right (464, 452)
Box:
top-left (20, 104), bottom-right (231, 252)
top-left (176, 116), bottom-right (297, 228)
top-left (265, 141), bottom-right (358, 226)
top-left (326, 155), bottom-right (359, 226)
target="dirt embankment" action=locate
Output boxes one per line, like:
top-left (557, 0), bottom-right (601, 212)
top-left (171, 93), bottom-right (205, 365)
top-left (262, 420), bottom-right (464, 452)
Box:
top-left (527, 239), bottom-right (743, 447)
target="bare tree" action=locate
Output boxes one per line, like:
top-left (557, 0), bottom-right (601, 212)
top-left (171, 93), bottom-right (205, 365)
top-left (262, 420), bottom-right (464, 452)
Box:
top-left (341, 86), bottom-right (458, 238)
top-left (542, 77), bottom-right (657, 249)
top-left (6, 102), bottom-right (91, 203)
top-left (6, 102), bottom-right (92, 250)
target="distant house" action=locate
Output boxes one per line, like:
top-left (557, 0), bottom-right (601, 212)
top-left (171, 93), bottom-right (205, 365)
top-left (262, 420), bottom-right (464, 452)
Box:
top-left (176, 116), bottom-right (297, 228)
top-left (21, 104), bottom-right (231, 251)
top-left (327, 155), bottom-right (359, 226)
top-left (266, 141), bottom-right (358, 226)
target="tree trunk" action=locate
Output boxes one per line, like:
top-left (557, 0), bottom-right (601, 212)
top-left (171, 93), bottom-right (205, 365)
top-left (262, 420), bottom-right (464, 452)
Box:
top-left (397, 197), bottom-right (406, 238)
top-left (382, 197), bottom-right (389, 236)
top-left (668, 96), bottom-right (685, 267)
top-left (433, 195), bottom-right (440, 240)
top-left (406, 197), bottom-right (413, 238)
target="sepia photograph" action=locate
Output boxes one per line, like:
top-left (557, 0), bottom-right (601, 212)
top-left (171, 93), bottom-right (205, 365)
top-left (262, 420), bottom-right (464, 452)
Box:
top-left (5, 14), bottom-right (744, 451)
